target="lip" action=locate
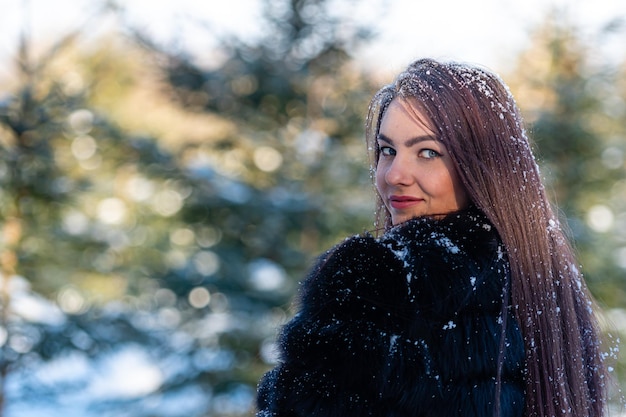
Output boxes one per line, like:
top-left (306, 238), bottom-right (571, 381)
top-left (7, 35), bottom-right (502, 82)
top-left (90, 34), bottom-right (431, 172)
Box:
top-left (388, 195), bottom-right (423, 210)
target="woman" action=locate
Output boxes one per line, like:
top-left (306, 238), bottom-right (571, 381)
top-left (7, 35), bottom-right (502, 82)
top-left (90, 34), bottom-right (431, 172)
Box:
top-left (256, 58), bottom-right (607, 417)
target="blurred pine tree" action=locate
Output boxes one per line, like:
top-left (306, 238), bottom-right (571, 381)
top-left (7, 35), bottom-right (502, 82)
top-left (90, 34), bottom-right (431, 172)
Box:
top-left (0, 0), bottom-right (378, 416)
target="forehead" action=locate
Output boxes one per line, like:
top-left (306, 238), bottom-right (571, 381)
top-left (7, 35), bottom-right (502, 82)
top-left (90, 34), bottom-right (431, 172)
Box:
top-left (380, 98), bottom-right (435, 136)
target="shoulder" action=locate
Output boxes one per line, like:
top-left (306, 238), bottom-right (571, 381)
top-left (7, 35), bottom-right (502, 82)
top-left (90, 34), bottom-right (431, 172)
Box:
top-left (297, 233), bottom-right (409, 321)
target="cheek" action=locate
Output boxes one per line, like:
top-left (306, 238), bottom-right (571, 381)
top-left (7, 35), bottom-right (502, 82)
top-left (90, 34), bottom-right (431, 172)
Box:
top-left (443, 169), bottom-right (469, 207)
top-left (374, 165), bottom-right (386, 193)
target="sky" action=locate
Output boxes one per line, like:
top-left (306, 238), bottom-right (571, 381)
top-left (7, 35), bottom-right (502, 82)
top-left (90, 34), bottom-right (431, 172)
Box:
top-left (0, 0), bottom-right (625, 81)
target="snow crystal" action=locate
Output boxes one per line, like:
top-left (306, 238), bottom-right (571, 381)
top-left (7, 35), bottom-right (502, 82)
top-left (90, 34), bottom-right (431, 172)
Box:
top-left (386, 243), bottom-right (409, 265)
top-left (389, 334), bottom-right (399, 354)
top-left (571, 266), bottom-right (583, 291)
top-left (431, 235), bottom-right (460, 254)
top-left (496, 245), bottom-right (504, 260)
top-left (384, 243), bottom-right (414, 289)
top-left (442, 321), bottom-right (457, 330)
top-left (547, 218), bottom-right (561, 235)
top-left (470, 276), bottom-right (477, 289)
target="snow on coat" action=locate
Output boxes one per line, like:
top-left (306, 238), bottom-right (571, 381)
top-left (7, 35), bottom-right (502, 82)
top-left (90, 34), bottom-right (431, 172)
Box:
top-left (256, 207), bottom-right (525, 417)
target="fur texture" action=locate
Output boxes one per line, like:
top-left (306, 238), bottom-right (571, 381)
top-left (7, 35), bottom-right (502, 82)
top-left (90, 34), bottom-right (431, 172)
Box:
top-left (257, 208), bottom-right (525, 416)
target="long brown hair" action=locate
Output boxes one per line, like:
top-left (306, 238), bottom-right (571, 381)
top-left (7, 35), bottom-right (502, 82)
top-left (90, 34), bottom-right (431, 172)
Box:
top-left (366, 58), bottom-right (607, 417)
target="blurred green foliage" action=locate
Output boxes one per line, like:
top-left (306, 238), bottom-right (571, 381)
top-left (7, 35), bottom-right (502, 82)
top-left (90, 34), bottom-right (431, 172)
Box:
top-left (506, 17), bottom-right (626, 305)
top-left (0, 2), bottom-right (624, 417)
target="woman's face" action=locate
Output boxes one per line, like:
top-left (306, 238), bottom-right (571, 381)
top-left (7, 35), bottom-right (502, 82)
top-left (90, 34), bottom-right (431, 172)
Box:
top-left (375, 98), bottom-right (469, 225)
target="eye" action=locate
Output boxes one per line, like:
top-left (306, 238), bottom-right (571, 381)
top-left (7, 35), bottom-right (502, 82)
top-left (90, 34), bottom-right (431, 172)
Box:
top-left (379, 146), bottom-right (396, 157)
top-left (419, 149), bottom-right (441, 159)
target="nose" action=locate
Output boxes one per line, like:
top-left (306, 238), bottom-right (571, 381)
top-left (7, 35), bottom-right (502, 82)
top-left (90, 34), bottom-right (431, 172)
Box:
top-left (384, 155), bottom-right (413, 186)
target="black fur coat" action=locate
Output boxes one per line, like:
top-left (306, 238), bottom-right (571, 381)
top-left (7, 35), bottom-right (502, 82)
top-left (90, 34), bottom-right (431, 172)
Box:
top-left (256, 208), bottom-right (525, 417)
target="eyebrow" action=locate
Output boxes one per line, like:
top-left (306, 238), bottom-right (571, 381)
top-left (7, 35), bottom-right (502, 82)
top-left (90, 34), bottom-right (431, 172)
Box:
top-left (377, 133), bottom-right (438, 148)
